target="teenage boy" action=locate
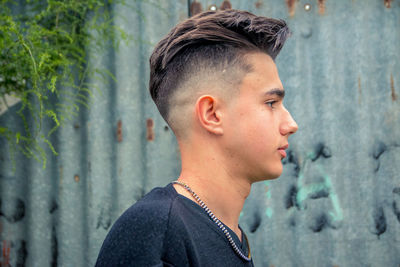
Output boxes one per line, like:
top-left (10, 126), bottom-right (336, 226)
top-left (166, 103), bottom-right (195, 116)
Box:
top-left (96, 9), bottom-right (298, 267)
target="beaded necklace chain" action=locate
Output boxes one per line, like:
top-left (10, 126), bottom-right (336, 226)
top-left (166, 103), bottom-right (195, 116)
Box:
top-left (173, 181), bottom-right (251, 262)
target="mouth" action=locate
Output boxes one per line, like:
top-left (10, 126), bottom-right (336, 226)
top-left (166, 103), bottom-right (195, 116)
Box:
top-left (278, 144), bottom-right (289, 158)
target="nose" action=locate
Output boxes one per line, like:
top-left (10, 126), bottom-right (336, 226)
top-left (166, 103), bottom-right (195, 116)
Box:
top-left (280, 107), bottom-right (298, 136)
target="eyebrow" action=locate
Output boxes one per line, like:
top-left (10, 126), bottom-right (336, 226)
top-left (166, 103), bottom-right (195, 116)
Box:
top-left (264, 88), bottom-right (285, 99)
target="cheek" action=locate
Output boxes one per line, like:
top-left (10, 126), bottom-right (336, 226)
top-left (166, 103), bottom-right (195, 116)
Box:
top-left (228, 105), bottom-right (276, 148)
top-left (248, 116), bottom-right (279, 150)
top-left (239, 121), bottom-right (274, 151)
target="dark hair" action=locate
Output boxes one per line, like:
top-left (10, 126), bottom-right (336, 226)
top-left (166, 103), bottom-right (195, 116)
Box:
top-left (149, 9), bottom-right (290, 127)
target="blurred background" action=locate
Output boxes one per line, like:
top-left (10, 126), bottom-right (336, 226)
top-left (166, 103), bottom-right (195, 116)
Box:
top-left (0, 0), bottom-right (399, 266)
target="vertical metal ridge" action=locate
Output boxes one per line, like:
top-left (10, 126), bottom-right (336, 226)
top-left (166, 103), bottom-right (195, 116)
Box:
top-left (1, 1), bottom-right (399, 266)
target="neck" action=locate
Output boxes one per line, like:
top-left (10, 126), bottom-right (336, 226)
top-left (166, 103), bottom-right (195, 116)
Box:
top-left (173, 148), bottom-right (252, 240)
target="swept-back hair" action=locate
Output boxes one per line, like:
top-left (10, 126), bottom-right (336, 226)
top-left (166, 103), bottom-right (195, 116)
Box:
top-left (149, 9), bottom-right (290, 127)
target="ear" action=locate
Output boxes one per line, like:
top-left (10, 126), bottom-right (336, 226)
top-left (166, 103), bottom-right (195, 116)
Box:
top-left (195, 95), bottom-right (223, 135)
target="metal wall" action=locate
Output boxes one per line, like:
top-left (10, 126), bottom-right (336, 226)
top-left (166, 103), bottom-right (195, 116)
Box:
top-left (0, 0), bottom-right (399, 266)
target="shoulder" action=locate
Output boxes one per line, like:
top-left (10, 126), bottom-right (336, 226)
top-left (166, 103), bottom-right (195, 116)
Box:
top-left (95, 184), bottom-right (177, 266)
top-left (122, 185), bottom-right (175, 224)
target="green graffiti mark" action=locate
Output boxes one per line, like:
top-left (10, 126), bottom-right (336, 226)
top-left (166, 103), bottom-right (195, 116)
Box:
top-left (265, 207), bottom-right (273, 218)
top-left (264, 181), bottom-right (273, 218)
top-left (297, 182), bottom-right (329, 204)
top-left (295, 153), bottom-right (343, 223)
top-left (266, 189), bottom-right (272, 199)
top-left (262, 152), bottom-right (343, 223)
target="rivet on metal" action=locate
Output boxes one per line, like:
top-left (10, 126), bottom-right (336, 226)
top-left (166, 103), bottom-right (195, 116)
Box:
top-left (318, 0), bottom-right (326, 14)
top-left (220, 0), bottom-right (232, 10)
top-left (117, 120), bottom-right (123, 143)
top-left (301, 27), bottom-right (312, 38)
top-left (255, 1), bottom-right (262, 8)
top-left (146, 118), bottom-right (154, 141)
top-left (358, 76), bottom-right (362, 104)
top-left (286, 0), bottom-right (297, 17)
top-left (304, 4), bottom-right (312, 11)
top-left (190, 1), bottom-right (203, 16)
top-left (209, 4), bottom-right (218, 11)
top-left (2, 241), bottom-right (10, 266)
top-left (391, 74), bottom-right (397, 101)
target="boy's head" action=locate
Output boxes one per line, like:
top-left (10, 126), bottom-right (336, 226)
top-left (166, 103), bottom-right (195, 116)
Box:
top-left (149, 9), bottom-right (297, 181)
top-left (149, 9), bottom-right (290, 139)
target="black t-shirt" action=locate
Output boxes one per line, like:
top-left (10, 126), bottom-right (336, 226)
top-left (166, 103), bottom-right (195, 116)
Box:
top-left (95, 183), bottom-right (254, 267)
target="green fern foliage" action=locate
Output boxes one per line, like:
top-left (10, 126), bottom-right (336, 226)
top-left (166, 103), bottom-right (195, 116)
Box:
top-left (0, 0), bottom-right (127, 168)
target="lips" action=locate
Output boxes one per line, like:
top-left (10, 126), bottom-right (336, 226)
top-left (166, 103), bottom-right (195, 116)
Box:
top-left (278, 144), bottom-right (289, 158)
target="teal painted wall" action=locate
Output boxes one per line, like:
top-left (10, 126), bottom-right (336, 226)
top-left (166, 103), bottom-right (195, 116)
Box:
top-left (1, 0), bottom-right (399, 266)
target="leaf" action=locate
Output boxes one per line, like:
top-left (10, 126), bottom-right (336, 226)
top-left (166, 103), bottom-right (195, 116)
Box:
top-left (15, 132), bottom-right (21, 144)
top-left (49, 76), bottom-right (57, 93)
top-left (1, 0), bottom-right (129, 170)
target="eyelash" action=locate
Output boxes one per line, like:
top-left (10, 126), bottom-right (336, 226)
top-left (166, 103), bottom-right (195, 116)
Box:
top-left (265, 101), bottom-right (277, 108)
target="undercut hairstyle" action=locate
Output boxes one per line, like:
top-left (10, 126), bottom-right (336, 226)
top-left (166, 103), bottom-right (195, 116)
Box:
top-left (149, 9), bottom-right (290, 137)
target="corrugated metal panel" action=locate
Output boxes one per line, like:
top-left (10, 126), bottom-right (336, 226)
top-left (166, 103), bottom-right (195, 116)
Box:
top-left (0, 1), bottom-right (187, 266)
top-left (235, 1), bottom-right (400, 266)
top-left (1, 0), bottom-right (399, 266)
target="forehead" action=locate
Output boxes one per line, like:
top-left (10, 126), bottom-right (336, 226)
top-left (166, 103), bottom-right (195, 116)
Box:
top-left (239, 52), bottom-right (283, 94)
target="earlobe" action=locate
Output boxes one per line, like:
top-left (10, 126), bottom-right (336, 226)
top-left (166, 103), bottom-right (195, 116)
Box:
top-left (195, 95), bottom-right (224, 135)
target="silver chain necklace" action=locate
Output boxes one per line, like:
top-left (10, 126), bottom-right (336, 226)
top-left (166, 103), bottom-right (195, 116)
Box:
top-left (173, 181), bottom-right (252, 262)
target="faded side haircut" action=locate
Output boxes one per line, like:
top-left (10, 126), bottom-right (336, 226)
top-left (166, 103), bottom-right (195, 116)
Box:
top-left (149, 9), bottom-right (290, 137)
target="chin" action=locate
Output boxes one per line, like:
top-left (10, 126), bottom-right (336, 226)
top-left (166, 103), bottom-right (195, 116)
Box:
top-left (248, 163), bottom-right (283, 183)
top-left (251, 170), bottom-right (282, 183)
top-left (265, 174), bottom-right (281, 181)
top-left (263, 167), bottom-right (283, 180)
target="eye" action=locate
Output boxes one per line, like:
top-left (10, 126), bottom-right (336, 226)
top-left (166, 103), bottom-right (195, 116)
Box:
top-left (265, 101), bottom-right (277, 108)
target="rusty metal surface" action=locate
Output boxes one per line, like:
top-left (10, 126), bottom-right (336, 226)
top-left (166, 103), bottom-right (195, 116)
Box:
top-left (1, 0), bottom-right (400, 266)
top-left (230, 0), bottom-right (400, 266)
top-left (0, 1), bottom-right (186, 266)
